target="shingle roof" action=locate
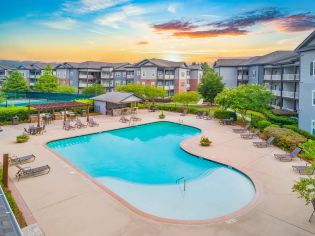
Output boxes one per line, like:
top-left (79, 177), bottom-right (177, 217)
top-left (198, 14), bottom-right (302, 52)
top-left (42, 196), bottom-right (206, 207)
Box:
top-left (213, 59), bottom-right (247, 67)
top-left (188, 64), bottom-right (202, 70)
top-left (78, 61), bottom-right (113, 69)
top-left (295, 30), bottom-right (315, 52)
top-left (92, 92), bottom-right (143, 104)
top-left (0, 64), bottom-right (14, 70)
top-left (30, 63), bottom-right (59, 70)
top-left (239, 51), bottom-right (297, 66)
top-left (133, 58), bottom-right (187, 68)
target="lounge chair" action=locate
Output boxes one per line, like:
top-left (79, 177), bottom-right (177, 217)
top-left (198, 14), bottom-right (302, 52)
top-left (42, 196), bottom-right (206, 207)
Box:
top-left (88, 118), bottom-right (99, 127)
top-left (274, 147), bottom-right (301, 162)
top-left (130, 115), bottom-right (141, 122)
top-left (241, 130), bottom-right (259, 139)
top-left (149, 106), bottom-right (158, 112)
top-left (75, 119), bottom-right (87, 128)
top-left (219, 117), bottom-right (235, 125)
top-left (253, 136), bottom-right (275, 148)
top-left (9, 154), bottom-right (36, 165)
top-left (180, 109), bottom-right (188, 116)
top-left (292, 165), bottom-right (315, 175)
top-left (233, 124), bottom-right (250, 133)
top-left (204, 114), bottom-right (213, 120)
top-left (119, 116), bottom-right (130, 123)
top-left (64, 121), bottom-right (75, 130)
top-left (196, 111), bottom-right (205, 119)
top-left (24, 128), bottom-right (30, 135)
top-left (15, 164), bottom-right (51, 181)
top-left (309, 199), bottom-right (315, 222)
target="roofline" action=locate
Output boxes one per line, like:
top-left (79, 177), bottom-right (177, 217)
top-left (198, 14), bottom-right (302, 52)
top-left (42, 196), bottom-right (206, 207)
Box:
top-left (295, 30), bottom-right (315, 52)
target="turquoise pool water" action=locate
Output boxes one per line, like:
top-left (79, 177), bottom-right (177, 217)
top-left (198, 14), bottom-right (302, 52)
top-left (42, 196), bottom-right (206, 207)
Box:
top-left (48, 122), bottom-right (256, 220)
top-left (0, 99), bottom-right (47, 107)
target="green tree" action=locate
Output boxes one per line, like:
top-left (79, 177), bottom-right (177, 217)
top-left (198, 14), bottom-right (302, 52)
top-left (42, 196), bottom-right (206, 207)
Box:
top-left (144, 86), bottom-right (166, 104)
top-left (116, 84), bottom-right (145, 97)
top-left (198, 68), bottom-right (224, 104)
top-left (1, 70), bottom-right (28, 92)
top-left (201, 62), bottom-right (210, 73)
top-left (57, 85), bottom-right (76, 94)
top-left (0, 91), bottom-right (5, 104)
top-left (172, 91), bottom-right (201, 107)
top-left (33, 65), bottom-right (59, 92)
top-left (215, 84), bottom-right (274, 120)
top-left (82, 84), bottom-right (105, 96)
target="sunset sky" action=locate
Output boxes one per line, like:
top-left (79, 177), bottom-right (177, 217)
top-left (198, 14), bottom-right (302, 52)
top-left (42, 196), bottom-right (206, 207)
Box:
top-left (1, 0), bottom-right (315, 63)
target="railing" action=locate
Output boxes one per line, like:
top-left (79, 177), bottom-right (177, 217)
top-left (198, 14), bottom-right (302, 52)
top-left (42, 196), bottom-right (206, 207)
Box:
top-left (282, 91), bottom-right (295, 98)
top-left (237, 75), bottom-right (249, 80)
top-left (264, 75), bottom-right (272, 80)
top-left (164, 75), bottom-right (175, 79)
top-left (271, 74), bottom-right (281, 80)
top-left (283, 74), bottom-right (300, 81)
top-left (79, 74), bottom-right (97, 79)
top-left (271, 90), bottom-right (281, 96)
top-left (126, 74), bottom-right (134, 79)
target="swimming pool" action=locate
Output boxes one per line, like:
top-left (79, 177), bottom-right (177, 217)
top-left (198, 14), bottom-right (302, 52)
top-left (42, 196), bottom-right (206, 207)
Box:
top-left (0, 99), bottom-right (48, 107)
top-left (47, 122), bottom-right (256, 221)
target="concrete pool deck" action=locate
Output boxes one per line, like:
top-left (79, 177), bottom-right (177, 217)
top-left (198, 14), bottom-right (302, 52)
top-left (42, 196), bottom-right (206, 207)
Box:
top-left (0, 110), bottom-right (314, 235)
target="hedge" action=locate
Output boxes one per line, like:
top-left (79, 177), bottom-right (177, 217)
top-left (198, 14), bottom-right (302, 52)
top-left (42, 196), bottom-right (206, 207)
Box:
top-left (152, 104), bottom-right (212, 115)
top-left (299, 140), bottom-right (315, 161)
top-left (73, 99), bottom-right (94, 114)
top-left (263, 110), bottom-right (298, 125)
top-left (263, 127), bottom-right (307, 151)
top-left (213, 110), bottom-right (237, 120)
top-left (257, 120), bottom-right (272, 131)
top-left (0, 107), bottom-right (36, 124)
top-left (284, 125), bottom-right (315, 141)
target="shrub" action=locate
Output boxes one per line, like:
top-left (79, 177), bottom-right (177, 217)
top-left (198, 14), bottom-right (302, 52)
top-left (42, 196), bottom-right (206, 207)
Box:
top-left (272, 109), bottom-right (298, 117)
top-left (263, 110), bottom-right (298, 125)
top-left (0, 107), bottom-right (36, 125)
top-left (292, 177), bottom-right (315, 205)
top-left (16, 134), bottom-right (30, 143)
top-left (263, 127), bottom-right (307, 151)
top-left (73, 99), bottom-right (94, 114)
top-left (250, 114), bottom-right (265, 128)
top-left (159, 111), bottom-right (165, 119)
top-left (299, 140), bottom-right (315, 161)
top-left (213, 109), bottom-right (237, 120)
top-left (257, 120), bottom-right (272, 131)
top-left (284, 125), bottom-right (315, 141)
top-left (200, 136), bottom-right (212, 146)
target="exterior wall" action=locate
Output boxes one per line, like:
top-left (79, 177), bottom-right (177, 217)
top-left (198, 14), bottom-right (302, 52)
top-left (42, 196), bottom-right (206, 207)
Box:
top-left (94, 101), bottom-right (106, 115)
top-left (248, 66), bottom-right (260, 84)
top-left (298, 49), bottom-right (315, 133)
top-left (140, 67), bottom-right (157, 80)
top-left (214, 67), bottom-right (238, 88)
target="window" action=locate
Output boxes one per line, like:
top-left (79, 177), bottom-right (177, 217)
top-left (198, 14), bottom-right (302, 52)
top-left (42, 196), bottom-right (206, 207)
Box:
top-left (152, 71), bottom-right (155, 77)
top-left (313, 90), bottom-right (315, 106)
top-left (181, 72), bottom-right (185, 77)
top-left (115, 72), bottom-right (121, 77)
top-left (312, 120), bottom-right (315, 135)
top-left (311, 62), bottom-right (315, 76)
top-left (136, 70), bottom-right (140, 76)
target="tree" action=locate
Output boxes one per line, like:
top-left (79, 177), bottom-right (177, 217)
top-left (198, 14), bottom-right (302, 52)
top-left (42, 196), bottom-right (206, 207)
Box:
top-left (116, 84), bottom-right (145, 97)
top-left (82, 84), bottom-right (105, 95)
top-left (198, 68), bottom-right (224, 104)
top-left (0, 91), bottom-right (5, 104)
top-left (1, 70), bottom-right (28, 92)
top-left (201, 62), bottom-right (210, 74)
top-left (33, 65), bottom-right (59, 92)
top-left (215, 84), bottom-right (274, 120)
top-left (144, 86), bottom-right (166, 104)
top-left (172, 91), bottom-right (201, 107)
top-left (57, 85), bottom-right (76, 94)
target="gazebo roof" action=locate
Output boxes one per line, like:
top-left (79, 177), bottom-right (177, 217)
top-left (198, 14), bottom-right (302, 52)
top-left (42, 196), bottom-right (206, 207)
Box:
top-left (92, 92), bottom-right (143, 104)
top-left (30, 101), bottom-right (88, 111)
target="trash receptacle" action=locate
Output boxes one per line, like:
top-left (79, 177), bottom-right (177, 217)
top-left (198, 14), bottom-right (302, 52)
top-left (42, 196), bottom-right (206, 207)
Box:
top-left (81, 110), bottom-right (87, 117)
top-left (12, 115), bottom-right (19, 125)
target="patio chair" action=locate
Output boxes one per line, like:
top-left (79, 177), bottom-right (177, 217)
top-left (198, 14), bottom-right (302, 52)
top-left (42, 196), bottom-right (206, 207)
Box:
top-left (274, 147), bottom-right (301, 162)
top-left (64, 121), bottom-right (76, 130)
top-left (149, 106), bottom-right (158, 112)
top-left (24, 128), bottom-right (30, 135)
top-left (233, 124), bottom-right (250, 133)
top-left (88, 118), bottom-right (99, 127)
top-left (15, 164), bottom-right (51, 181)
top-left (119, 116), bottom-right (130, 123)
top-left (219, 117), bottom-right (235, 125)
top-left (253, 136), bottom-right (275, 148)
top-left (36, 125), bottom-right (46, 135)
top-left (241, 130), bottom-right (259, 139)
top-left (204, 114), bottom-right (214, 120)
top-left (180, 109), bottom-right (188, 116)
top-left (309, 199), bottom-right (315, 222)
top-left (9, 154), bottom-right (36, 166)
top-left (196, 111), bottom-right (205, 119)
top-left (292, 165), bottom-right (315, 175)
top-left (130, 115), bottom-right (141, 122)
top-left (75, 119), bottom-right (87, 128)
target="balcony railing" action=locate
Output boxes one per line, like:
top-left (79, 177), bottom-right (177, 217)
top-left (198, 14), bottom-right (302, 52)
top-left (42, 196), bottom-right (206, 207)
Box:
top-left (264, 75), bottom-right (272, 80)
top-left (283, 74), bottom-right (300, 81)
top-left (271, 90), bottom-right (281, 96)
top-left (126, 74), bottom-right (134, 79)
top-left (237, 75), bottom-right (249, 80)
top-left (271, 74), bottom-right (281, 80)
top-left (282, 91), bottom-right (295, 98)
top-left (79, 74), bottom-right (97, 79)
top-left (101, 74), bottom-right (113, 79)
top-left (164, 75), bottom-right (175, 79)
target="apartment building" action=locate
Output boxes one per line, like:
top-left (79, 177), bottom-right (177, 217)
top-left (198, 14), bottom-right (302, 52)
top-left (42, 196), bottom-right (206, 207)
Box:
top-left (188, 64), bottom-right (203, 91)
top-left (0, 65), bottom-right (13, 87)
top-left (295, 31), bottom-right (315, 134)
top-left (214, 51), bottom-right (300, 112)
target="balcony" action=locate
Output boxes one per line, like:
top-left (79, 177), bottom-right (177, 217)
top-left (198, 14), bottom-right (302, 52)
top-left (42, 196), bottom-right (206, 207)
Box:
top-left (162, 85), bottom-right (174, 90)
top-left (282, 91), bottom-right (295, 98)
top-left (237, 75), bottom-right (249, 80)
top-left (271, 90), bottom-right (281, 96)
top-left (264, 75), bottom-right (272, 80)
top-left (79, 82), bottom-right (88, 87)
top-left (101, 74), bottom-right (113, 79)
top-left (126, 74), bottom-right (134, 79)
top-left (79, 74), bottom-right (97, 79)
top-left (164, 75), bottom-right (175, 79)
top-left (283, 74), bottom-right (300, 81)
top-left (271, 74), bottom-right (281, 80)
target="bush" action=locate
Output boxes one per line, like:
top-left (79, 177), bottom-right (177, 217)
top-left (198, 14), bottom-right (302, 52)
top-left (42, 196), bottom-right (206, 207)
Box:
top-left (213, 109), bottom-right (237, 120)
top-left (257, 120), bottom-right (272, 131)
top-left (16, 134), bottom-right (30, 143)
top-left (299, 140), bottom-right (315, 161)
top-left (263, 110), bottom-right (298, 125)
top-left (284, 125), bottom-right (315, 141)
top-left (200, 136), bottom-right (212, 146)
top-left (250, 114), bottom-right (265, 128)
top-left (0, 107), bottom-right (36, 125)
top-left (153, 104), bottom-right (211, 115)
top-left (73, 99), bottom-right (94, 114)
top-left (263, 127), bottom-right (307, 151)
top-left (159, 111), bottom-right (165, 119)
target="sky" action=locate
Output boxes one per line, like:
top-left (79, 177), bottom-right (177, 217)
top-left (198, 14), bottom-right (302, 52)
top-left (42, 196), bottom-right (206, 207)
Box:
top-left (0, 0), bottom-right (315, 63)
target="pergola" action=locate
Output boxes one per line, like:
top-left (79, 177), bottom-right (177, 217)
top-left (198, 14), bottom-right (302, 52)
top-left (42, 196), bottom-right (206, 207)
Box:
top-left (29, 101), bottom-right (90, 127)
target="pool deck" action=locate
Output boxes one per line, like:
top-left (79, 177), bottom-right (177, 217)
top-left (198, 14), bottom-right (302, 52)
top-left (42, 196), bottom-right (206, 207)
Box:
top-left (0, 110), bottom-right (315, 236)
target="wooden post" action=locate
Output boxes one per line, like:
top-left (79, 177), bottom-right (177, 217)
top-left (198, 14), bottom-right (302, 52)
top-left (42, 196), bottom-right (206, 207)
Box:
top-left (87, 105), bottom-right (90, 122)
top-left (2, 154), bottom-right (9, 188)
top-left (64, 108), bottom-right (67, 123)
top-left (28, 105), bottom-right (31, 123)
top-left (37, 109), bottom-right (40, 127)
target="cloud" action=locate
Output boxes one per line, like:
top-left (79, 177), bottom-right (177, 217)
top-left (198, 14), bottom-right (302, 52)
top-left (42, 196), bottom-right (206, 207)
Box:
top-left (152, 20), bottom-right (197, 31)
top-left (152, 7), bottom-right (315, 38)
top-left (167, 4), bottom-right (179, 13)
top-left (173, 28), bottom-right (247, 38)
top-left (95, 4), bottom-right (146, 28)
top-left (41, 18), bottom-right (78, 30)
top-left (136, 41), bottom-right (149, 45)
top-left (63, 0), bottom-right (128, 14)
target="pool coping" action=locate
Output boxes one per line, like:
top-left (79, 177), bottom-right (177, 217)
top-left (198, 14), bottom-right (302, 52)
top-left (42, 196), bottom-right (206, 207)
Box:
top-left (43, 120), bottom-right (262, 225)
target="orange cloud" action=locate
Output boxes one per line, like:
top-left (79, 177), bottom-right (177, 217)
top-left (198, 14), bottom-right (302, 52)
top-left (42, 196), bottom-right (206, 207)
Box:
top-left (136, 41), bottom-right (149, 45)
top-left (173, 28), bottom-right (247, 38)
